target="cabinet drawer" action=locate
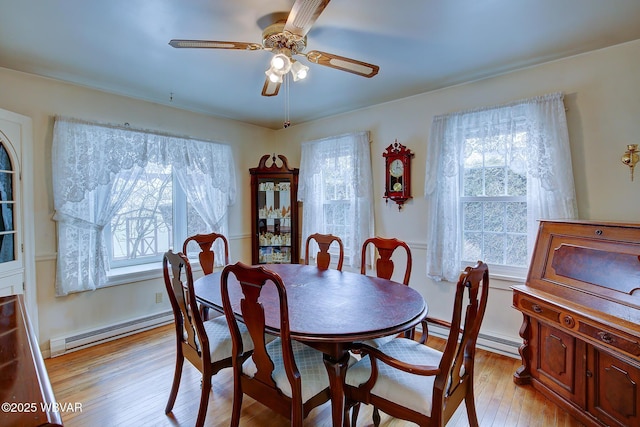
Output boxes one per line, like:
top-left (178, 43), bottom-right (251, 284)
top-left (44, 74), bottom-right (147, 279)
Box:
top-left (516, 296), bottom-right (561, 324)
top-left (578, 322), bottom-right (640, 357)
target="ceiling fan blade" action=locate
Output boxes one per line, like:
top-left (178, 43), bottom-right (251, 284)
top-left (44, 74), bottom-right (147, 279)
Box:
top-left (305, 50), bottom-right (379, 78)
top-left (262, 77), bottom-right (281, 96)
top-left (169, 39), bottom-right (263, 50)
top-left (284, 0), bottom-right (331, 38)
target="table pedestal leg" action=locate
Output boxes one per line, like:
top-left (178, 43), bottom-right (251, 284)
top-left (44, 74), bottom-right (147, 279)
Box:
top-left (323, 351), bottom-right (351, 427)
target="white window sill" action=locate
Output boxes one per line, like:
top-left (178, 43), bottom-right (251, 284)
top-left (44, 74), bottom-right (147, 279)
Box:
top-left (103, 259), bottom-right (203, 288)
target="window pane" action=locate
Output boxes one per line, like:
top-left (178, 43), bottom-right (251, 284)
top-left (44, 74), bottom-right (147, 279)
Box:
top-left (484, 166), bottom-right (505, 196)
top-left (463, 202), bottom-right (482, 231)
top-left (186, 202), bottom-right (207, 236)
top-left (506, 202), bottom-right (527, 233)
top-left (110, 163), bottom-right (173, 261)
top-left (507, 169), bottom-right (527, 196)
top-left (506, 234), bottom-right (528, 266)
top-left (483, 232), bottom-right (506, 264)
top-left (463, 168), bottom-right (483, 196)
top-left (483, 201), bottom-right (505, 232)
top-left (463, 231), bottom-right (482, 261)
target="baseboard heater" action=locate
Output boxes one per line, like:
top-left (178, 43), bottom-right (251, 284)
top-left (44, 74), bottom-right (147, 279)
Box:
top-left (49, 310), bottom-right (173, 358)
top-left (423, 323), bottom-right (521, 358)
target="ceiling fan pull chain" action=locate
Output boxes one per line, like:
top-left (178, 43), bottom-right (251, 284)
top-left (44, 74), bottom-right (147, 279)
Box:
top-left (284, 74), bottom-right (291, 128)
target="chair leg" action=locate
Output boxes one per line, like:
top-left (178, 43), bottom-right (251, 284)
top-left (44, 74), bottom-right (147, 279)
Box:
top-left (165, 353), bottom-right (184, 414)
top-left (465, 393), bottom-right (479, 427)
top-left (199, 304), bottom-right (209, 322)
top-left (349, 402), bottom-right (360, 427)
top-left (373, 407), bottom-right (381, 427)
top-left (229, 376), bottom-right (243, 427)
top-left (194, 374), bottom-right (212, 427)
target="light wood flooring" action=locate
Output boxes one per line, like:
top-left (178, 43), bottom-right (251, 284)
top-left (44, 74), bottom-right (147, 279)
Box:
top-left (44, 324), bottom-right (584, 427)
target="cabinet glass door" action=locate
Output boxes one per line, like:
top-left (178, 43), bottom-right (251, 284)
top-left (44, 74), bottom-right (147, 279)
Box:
top-left (256, 178), bottom-right (292, 264)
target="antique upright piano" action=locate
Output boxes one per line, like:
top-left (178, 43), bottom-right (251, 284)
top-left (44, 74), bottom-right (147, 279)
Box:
top-left (512, 220), bottom-right (640, 427)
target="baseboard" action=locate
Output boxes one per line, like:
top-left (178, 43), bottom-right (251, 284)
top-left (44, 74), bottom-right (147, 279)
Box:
top-left (424, 323), bottom-right (521, 359)
top-left (48, 310), bottom-right (173, 358)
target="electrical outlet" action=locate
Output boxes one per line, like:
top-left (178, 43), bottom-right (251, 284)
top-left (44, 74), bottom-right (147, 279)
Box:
top-left (155, 292), bottom-right (163, 304)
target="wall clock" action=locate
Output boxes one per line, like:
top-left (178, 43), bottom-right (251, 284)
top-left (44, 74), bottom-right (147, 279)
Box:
top-left (383, 139), bottom-right (414, 210)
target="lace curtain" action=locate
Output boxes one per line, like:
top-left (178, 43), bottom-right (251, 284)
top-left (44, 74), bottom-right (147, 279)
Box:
top-left (424, 92), bottom-right (577, 281)
top-left (52, 117), bottom-right (236, 296)
top-left (298, 131), bottom-right (374, 268)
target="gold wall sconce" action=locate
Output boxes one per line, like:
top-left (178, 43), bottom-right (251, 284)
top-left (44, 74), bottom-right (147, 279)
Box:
top-left (621, 144), bottom-right (639, 181)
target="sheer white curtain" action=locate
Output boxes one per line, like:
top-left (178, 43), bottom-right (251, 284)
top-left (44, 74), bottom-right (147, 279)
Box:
top-left (424, 92), bottom-right (577, 282)
top-left (298, 131), bottom-right (374, 268)
top-left (52, 117), bottom-right (236, 296)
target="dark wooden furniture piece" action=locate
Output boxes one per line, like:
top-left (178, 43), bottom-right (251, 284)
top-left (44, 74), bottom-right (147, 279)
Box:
top-left (162, 251), bottom-right (253, 427)
top-left (0, 294), bottom-right (63, 427)
top-left (182, 232), bottom-right (230, 320)
top-left (221, 262), bottom-right (331, 426)
top-left (512, 220), bottom-right (640, 427)
top-left (360, 236), bottom-right (414, 348)
top-left (250, 154), bottom-right (299, 265)
top-left (182, 232), bottom-right (230, 275)
top-left (194, 263), bottom-right (427, 427)
top-left (304, 233), bottom-right (344, 270)
top-left (345, 261), bottom-right (489, 427)
top-left (360, 236), bottom-right (412, 285)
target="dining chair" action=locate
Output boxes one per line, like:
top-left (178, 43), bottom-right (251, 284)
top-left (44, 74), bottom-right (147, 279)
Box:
top-left (182, 232), bottom-right (230, 320)
top-left (344, 261), bottom-right (490, 427)
top-left (359, 236), bottom-right (414, 346)
top-left (182, 232), bottom-right (230, 275)
top-left (162, 251), bottom-right (253, 427)
top-left (221, 262), bottom-right (332, 426)
top-left (304, 233), bottom-right (344, 270)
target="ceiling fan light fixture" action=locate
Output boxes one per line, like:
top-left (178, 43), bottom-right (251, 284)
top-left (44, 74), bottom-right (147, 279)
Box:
top-left (265, 68), bottom-right (283, 83)
top-left (270, 52), bottom-right (292, 74)
top-left (291, 60), bottom-right (309, 81)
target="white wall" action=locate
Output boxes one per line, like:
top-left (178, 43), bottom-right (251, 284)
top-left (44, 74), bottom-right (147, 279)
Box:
top-left (1, 38), bottom-right (639, 355)
top-left (275, 39), bottom-right (640, 350)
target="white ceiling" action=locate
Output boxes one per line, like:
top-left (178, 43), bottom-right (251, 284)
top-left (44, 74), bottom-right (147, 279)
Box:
top-left (1, 0), bottom-right (640, 130)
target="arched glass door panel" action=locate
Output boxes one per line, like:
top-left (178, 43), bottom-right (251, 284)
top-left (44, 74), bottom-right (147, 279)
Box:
top-left (0, 142), bottom-right (15, 263)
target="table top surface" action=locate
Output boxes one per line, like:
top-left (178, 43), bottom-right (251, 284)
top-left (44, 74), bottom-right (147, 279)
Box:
top-left (194, 263), bottom-right (428, 343)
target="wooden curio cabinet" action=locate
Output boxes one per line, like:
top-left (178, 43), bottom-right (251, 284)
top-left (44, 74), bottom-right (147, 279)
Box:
top-left (250, 154), bottom-right (299, 264)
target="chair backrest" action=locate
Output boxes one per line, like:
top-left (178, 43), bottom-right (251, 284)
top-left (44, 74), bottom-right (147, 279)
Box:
top-left (360, 237), bottom-right (412, 285)
top-left (304, 233), bottom-right (344, 270)
top-left (182, 233), bottom-right (230, 275)
top-left (221, 262), bottom-right (302, 410)
top-left (163, 250), bottom-right (209, 368)
top-left (437, 261), bottom-right (489, 421)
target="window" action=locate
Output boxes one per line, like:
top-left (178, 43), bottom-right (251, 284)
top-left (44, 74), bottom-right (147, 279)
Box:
top-left (461, 125), bottom-right (528, 268)
top-left (319, 152), bottom-right (355, 253)
top-left (52, 117), bottom-right (236, 295)
top-left (298, 131), bottom-right (374, 268)
top-left (107, 162), bottom-right (208, 267)
top-left (425, 93), bottom-right (577, 282)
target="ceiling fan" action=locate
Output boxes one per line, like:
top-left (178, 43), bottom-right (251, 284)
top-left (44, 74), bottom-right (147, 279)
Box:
top-left (169, 0), bottom-right (380, 97)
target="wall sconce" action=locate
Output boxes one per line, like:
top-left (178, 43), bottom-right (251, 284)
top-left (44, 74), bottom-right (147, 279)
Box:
top-left (621, 144), bottom-right (639, 181)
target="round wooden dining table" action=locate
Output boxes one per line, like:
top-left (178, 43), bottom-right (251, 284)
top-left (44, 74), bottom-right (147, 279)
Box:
top-left (193, 263), bottom-right (428, 427)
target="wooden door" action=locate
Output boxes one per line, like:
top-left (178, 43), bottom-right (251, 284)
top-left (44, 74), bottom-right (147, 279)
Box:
top-left (531, 320), bottom-right (586, 406)
top-left (587, 346), bottom-right (640, 427)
